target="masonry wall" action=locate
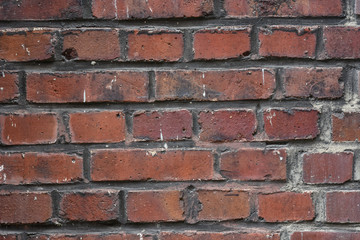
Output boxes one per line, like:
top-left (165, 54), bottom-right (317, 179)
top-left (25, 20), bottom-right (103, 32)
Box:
top-left (0, 0), bottom-right (360, 239)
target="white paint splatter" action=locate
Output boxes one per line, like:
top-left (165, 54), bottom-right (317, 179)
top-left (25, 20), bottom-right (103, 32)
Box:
top-left (114, 0), bottom-right (118, 18)
top-left (83, 90), bottom-right (86, 103)
top-left (0, 87), bottom-right (3, 91)
top-left (266, 112), bottom-right (276, 126)
top-left (34, 196), bottom-right (37, 201)
top-left (137, 234), bottom-right (143, 240)
top-left (164, 143), bottom-right (168, 150)
top-left (3, 173), bottom-right (6, 182)
top-left (262, 69), bottom-right (265, 85)
top-left (126, 5), bottom-right (129, 18)
top-left (2, 72), bottom-right (5, 77)
top-left (91, 61), bottom-right (97, 65)
top-left (203, 84), bottom-right (206, 97)
top-left (147, 150), bottom-right (157, 156)
top-left (0, 165), bottom-right (4, 172)
top-left (160, 128), bottom-right (164, 141)
top-left (202, 73), bottom-right (205, 78)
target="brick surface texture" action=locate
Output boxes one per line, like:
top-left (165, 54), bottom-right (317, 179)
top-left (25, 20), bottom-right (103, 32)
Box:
top-left (0, 0), bottom-right (358, 238)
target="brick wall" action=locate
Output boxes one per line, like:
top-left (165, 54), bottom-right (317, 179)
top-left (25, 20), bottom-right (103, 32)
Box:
top-left (0, 0), bottom-right (359, 239)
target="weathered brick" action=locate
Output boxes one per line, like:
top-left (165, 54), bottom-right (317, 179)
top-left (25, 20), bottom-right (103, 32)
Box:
top-left (220, 148), bottom-right (287, 181)
top-left (26, 72), bottom-right (149, 103)
top-left (197, 190), bottom-right (250, 221)
top-left (160, 232), bottom-right (280, 240)
top-left (263, 109), bottom-right (319, 141)
top-left (303, 152), bottom-right (353, 184)
top-left (224, 0), bottom-right (343, 18)
top-left (69, 111), bottom-right (126, 143)
top-left (29, 234), bottom-right (142, 240)
top-left (62, 30), bottom-right (121, 60)
top-left (291, 232), bottom-right (360, 240)
top-left (91, 149), bottom-right (214, 181)
top-left (0, 30), bottom-right (55, 62)
top-left (323, 27), bottom-right (360, 59)
top-left (60, 191), bottom-right (119, 222)
top-left (92, 0), bottom-right (214, 19)
top-left (0, 152), bottom-right (83, 185)
top-left (259, 27), bottom-right (317, 58)
top-left (127, 31), bottom-right (183, 61)
top-left (0, 192), bottom-right (52, 224)
top-left (258, 192), bottom-right (314, 222)
top-left (283, 67), bottom-right (343, 99)
top-left (133, 110), bottom-right (192, 141)
top-left (0, 0), bottom-right (83, 20)
top-left (0, 235), bottom-right (19, 240)
top-left (193, 28), bottom-right (251, 60)
top-left (155, 69), bottom-right (276, 101)
top-left (0, 113), bottom-right (58, 145)
top-left (332, 112), bottom-right (360, 141)
top-left (127, 190), bottom-right (184, 222)
top-left (199, 110), bottom-right (256, 142)
top-left (326, 192), bottom-right (360, 223)
top-left (0, 72), bottom-right (19, 102)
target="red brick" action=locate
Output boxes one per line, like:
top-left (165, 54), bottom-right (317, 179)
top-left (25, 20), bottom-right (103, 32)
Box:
top-left (258, 192), bottom-right (314, 222)
top-left (326, 192), bottom-right (360, 223)
top-left (303, 152), bottom-right (353, 184)
top-left (155, 69), bottom-right (276, 101)
top-left (160, 232), bottom-right (280, 240)
top-left (0, 235), bottom-right (18, 240)
top-left (127, 190), bottom-right (184, 222)
top-left (29, 234), bottom-right (141, 240)
top-left (332, 112), bottom-right (360, 141)
top-left (0, 192), bottom-right (52, 224)
top-left (283, 67), bottom-right (343, 99)
top-left (220, 148), bottom-right (287, 181)
top-left (291, 232), bottom-right (360, 240)
top-left (92, 0), bottom-right (213, 19)
top-left (199, 110), bottom-right (256, 142)
top-left (0, 113), bottom-right (58, 145)
top-left (0, 0), bottom-right (83, 20)
top-left (91, 149), bottom-right (214, 181)
top-left (193, 28), bottom-right (251, 60)
top-left (62, 30), bottom-right (120, 60)
top-left (197, 190), bottom-right (250, 221)
top-left (323, 27), bottom-right (360, 59)
top-left (0, 152), bottom-right (83, 185)
top-left (60, 191), bottom-right (119, 222)
top-left (127, 31), bottom-right (183, 61)
top-left (224, 0), bottom-right (343, 18)
top-left (133, 110), bottom-right (192, 141)
top-left (0, 30), bottom-right (55, 62)
top-left (259, 27), bottom-right (317, 58)
top-left (263, 109), bottom-right (319, 141)
top-left (26, 71), bottom-right (149, 103)
top-left (69, 111), bottom-right (126, 143)
top-left (0, 72), bottom-right (19, 102)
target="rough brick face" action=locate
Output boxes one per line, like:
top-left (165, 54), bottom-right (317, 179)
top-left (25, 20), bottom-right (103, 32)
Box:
top-left (220, 148), bottom-right (287, 181)
top-left (160, 232), bottom-right (280, 240)
top-left (291, 232), bottom-right (360, 240)
top-left (332, 112), bottom-right (360, 141)
top-left (0, 152), bottom-right (83, 185)
top-left (303, 152), bottom-right (353, 184)
top-left (326, 192), bottom-right (360, 223)
top-left (69, 111), bottom-right (126, 143)
top-left (193, 28), bottom-right (251, 60)
top-left (91, 149), bottom-right (214, 181)
top-left (323, 27), bottom-right (360, 59)
top-left (0, 72), bottom-right (19, 102)
top-left (29, 234), bottom-right (142, 240)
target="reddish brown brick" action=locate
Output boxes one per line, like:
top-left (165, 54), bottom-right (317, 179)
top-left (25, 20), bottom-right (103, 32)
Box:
top-left (0, 0), bottom-right (83, 20)
top-left (332, 112), bottom-right (360, 141)
top-left (133, 110), bottom-right (192, 141)
top-left (323, 27), bottom-right (360, 59)
top-left (291, 232), bottom-right (360, 240)
top-left (259, 27), bottom-right (317, 58)
top-left (69, 111), bottom-right (126, 143)
top-left (303, 152), bottom-right (353, 184)
top-left (127, 190), bottom-right (184, 222)
top-left (0, 152), bottom-right (83, 185)
top-left (127, 31), bottom-right (183, 61)
top-left (224, 0), bottom-right (343, 18)
top-left (197, 190), bottom-right (250, 221)
top-left (91, 149), bottom-right (214, 181)
top-left (160, 232), bottom-right (280, 240)
top-left (0, 235), bottom-right (19, 240)
top-left (326, 192), bottom-right (360, 223)
top-left (220, 148), bottom-right (287, 181)
top-left (199, 110), bottom-right (256, 142)
top-left (0, 30), bottom-right (55, 62)
top-left (62, 30), bottom-right (121, 60)
top-left (0, 113), bottom-right (58, 145)
top-left (26, 71), bottom-right (149, 103)
top-left (0, 72), bottom-right (19, 102)
top-left (284, 67), bottom-right (343, 99)
top-left (258, 192), bottom-right (314, 222)
top-left (29, 234), bottom-right (142, 240)
top-left (60, 191), bottom-right (119, 222)
top-left (0, 192), bottom-right (52, 224)
top-left (92, 0), bottom-right (214, 19)
top-left (155, 69), bottom-right (276, 101)
top-left (263, 109), bottom-right (319, 141)
top-left (193, 28), bottom-right (251, 60)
